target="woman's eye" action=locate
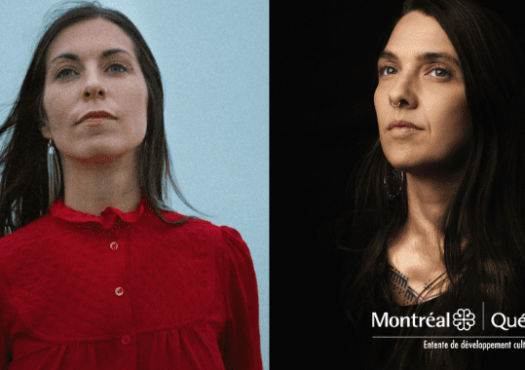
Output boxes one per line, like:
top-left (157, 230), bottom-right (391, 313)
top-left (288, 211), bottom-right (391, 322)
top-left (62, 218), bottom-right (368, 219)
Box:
top-left (55, 68), bottom-right (77, 80)
top-left (428, 68), bottom-right (451, 78)
top-left (378, 66), bottom-right (394, 76)
top-left (107, 63), bottom-right (127, 73)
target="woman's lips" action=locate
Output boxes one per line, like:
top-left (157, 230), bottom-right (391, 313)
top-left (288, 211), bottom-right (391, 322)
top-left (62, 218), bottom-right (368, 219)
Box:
top-left (388, 120), bottom-right (422, 130)
top-left (78, 111), bottom-right (115, 124)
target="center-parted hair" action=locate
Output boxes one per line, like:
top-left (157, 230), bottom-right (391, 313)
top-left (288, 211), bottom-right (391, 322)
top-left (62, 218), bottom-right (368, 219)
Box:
top-left (339, 0), bottom-right (525, 368)
top-left (0, 1), bottom-right (206, 236)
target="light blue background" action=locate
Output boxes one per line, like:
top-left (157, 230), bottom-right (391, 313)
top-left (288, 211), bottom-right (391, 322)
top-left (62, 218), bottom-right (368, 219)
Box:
top-left (0, 1), bottom-right (269, 368)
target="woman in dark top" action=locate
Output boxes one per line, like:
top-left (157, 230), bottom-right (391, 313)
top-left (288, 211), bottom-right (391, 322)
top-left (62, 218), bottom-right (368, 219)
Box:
top-left (335, 0), bottom-right (525, 368)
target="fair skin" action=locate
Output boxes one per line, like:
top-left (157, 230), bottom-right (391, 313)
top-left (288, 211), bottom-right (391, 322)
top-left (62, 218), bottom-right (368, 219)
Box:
top-left (374, 11), bottom-right (472, 304)
top-left (41, 18), bottom-right (148, 216)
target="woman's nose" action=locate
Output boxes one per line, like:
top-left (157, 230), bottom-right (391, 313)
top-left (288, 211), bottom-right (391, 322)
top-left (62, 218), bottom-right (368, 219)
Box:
top-left (82, 85), bottom-right (107, 100)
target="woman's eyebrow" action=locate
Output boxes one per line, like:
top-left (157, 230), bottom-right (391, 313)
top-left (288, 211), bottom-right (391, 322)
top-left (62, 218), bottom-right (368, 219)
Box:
top-left (378, 50), bottom-right (461, 68)
top-left (49, 48), bottom-right (133, 66)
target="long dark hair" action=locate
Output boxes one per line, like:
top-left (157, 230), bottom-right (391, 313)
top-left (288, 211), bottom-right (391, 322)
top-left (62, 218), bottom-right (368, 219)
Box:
top-left (0, 1), bottom-right (205, 236)
top-left (340, 0), bottom-right (525, 368)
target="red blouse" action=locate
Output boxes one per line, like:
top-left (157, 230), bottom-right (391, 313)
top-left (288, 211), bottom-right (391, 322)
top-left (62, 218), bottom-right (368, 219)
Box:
top-left (0, 196), bottom-right (262, 369)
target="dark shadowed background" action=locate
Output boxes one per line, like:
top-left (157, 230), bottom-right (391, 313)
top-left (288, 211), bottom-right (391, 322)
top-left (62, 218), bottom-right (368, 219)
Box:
top-left (271, 0), bottom-right (525, 367)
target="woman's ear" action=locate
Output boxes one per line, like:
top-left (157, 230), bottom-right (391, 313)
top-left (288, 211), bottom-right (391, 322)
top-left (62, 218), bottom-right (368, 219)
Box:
top-left (38, 102), bottom-right (52, 140)
top-left (39, 120), bottom-right (52, 140)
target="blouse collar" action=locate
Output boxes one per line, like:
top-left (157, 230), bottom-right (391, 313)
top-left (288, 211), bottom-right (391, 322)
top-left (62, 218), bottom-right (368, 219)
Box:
top-left (49, 195), bottom-right (148, 230)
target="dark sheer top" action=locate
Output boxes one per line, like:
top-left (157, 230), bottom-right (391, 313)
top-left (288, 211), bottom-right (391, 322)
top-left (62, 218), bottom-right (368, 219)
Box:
top-left (318, 213), bottom-right (525, 370)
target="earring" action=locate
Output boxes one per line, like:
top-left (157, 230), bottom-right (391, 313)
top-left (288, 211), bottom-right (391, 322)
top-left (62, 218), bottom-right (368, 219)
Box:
top-left (383, 168), bottom-right (404, 200)
top-left (47, 139), bottom-right (62, 207)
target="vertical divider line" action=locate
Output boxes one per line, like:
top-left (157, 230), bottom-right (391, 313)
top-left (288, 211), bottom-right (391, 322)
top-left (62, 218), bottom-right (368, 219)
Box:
top-left (482, 302), bottom-right (484, 330)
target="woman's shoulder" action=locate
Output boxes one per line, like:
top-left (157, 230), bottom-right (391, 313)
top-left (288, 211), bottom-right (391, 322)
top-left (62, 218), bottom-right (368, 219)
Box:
top-left (315, 211), bottom-right (375, 262)
top-left (0, 212), bottom-right (55, 253)
top-left (162, 211), bottom-right (237, 235)
top-left (160, 211), bottom-right (250, 254)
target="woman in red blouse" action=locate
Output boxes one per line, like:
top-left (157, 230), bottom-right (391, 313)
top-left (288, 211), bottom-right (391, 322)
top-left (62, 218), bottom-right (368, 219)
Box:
top-left (0, 2), bottom-right (262, 369)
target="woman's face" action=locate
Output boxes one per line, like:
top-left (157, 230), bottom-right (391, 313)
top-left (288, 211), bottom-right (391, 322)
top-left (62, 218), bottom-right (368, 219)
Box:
top-left (42, 18), bottom-right (148, 164)
top-left (374, 11), bottom-right (472, 176)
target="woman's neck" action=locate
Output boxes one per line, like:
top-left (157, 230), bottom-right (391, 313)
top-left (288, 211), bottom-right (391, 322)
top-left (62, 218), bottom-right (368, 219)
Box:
top-left (401, 168), bottom-right (464, 259)
top-left (60, 150), bottom-right (142, 216)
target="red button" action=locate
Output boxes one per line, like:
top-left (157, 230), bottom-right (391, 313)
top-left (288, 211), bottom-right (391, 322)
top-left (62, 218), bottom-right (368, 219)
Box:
top-left (122, 335), bottom-right (131, 345)
top-left (110, 242), bottom-right (118, 251)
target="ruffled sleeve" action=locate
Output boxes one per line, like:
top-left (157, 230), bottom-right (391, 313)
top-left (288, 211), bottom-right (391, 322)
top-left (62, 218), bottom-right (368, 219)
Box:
top-left (218, 226), bottom-right (263, 370)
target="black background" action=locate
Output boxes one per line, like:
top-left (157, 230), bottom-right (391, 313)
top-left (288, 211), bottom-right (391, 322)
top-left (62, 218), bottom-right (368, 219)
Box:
top-left (271, 1), bottom-right (525, 368)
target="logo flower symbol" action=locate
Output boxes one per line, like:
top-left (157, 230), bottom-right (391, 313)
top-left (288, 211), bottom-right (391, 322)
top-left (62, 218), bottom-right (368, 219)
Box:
top-left (453, 309), bottom-right (476, 331)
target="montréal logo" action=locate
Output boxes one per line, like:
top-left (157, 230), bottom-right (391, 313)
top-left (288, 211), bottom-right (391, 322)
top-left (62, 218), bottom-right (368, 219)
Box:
top-left (372, 308), bottom-right (477, 331)
top-left (453, 309), bottom-right (476, 331)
